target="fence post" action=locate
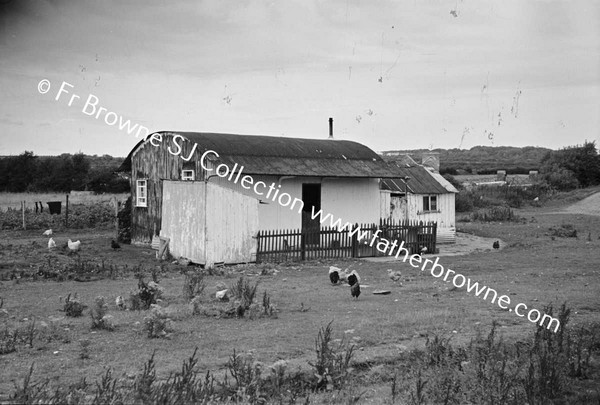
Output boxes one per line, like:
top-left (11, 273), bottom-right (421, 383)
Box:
top-left (22, 201), bottom-right (26, 230)
top-left (351, 223), bottom-right (358, 258)
top-left (301, 231), bottom-right (306, 261)
top-left (256, 230), bottom-right (262, 263)
top-left (65, 194), bottom-right (69, 228)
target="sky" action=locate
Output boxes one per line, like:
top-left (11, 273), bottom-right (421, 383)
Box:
top-left (0, 0), bottom-right (599, 157)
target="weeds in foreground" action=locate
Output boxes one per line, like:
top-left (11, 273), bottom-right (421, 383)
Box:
top-left (183, 270), bottom-right (206, 302)
top-left (90, 296), bottom-right (114, 331)
top-left (229, 276), bottom-right (258, 309)
top-left (309, 321), bottom-right (356, 391)
top-left (129, 276), bottom-right (163, 310)
top-left (63, 293), bottom-right (85, 317)
top-left (143, 305), bottom-right (173, 338)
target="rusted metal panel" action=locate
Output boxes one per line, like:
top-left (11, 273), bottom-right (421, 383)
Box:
top-left (160, 181), bottom-right (207, 263)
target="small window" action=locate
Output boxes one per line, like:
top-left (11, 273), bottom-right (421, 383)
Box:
top-left (423, 195), bottom-right (437, 212)
top-left (136, 179), bottom-right (147, 207)
top-left (181, 170), bottom-right (195, 181)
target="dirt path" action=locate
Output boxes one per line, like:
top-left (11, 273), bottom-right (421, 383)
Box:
top-left (561, 192), bottom-right (600, 216)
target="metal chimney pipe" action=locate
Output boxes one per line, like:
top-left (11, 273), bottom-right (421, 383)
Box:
top-left (328, 117), bottom-right (334, 139)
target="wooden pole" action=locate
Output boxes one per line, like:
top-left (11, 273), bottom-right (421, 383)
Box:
top-left (112, 196), bottom-right (119, 239)
top-left (65, 194), bottom-right (69, 228)
top-left (22, 201), bottom-right (26, 230)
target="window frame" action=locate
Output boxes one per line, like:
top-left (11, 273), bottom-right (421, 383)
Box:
top-left (181, 169), bottom-right (195, 181)
top-left (136, 179), bottom-right (148, 207)
top-left (422, 195), bottom-right (438, 212)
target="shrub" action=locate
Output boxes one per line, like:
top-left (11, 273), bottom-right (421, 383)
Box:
top-left (90, 296), bottom-right (114, 331)
top-left (471, 206), bottom-right (519, 222)
top-left (230, 276), bottom-right (258, 310)
top-left (143, 305), bottom-right (173, 338)
top-left (548, 224), bottom-right (577, 238)
top-left (117, 196), bottom-right (132, 244)
top-left (129, 276), bottom-right (163, 310)
top-left (63, 293), bottom-right (85, 317)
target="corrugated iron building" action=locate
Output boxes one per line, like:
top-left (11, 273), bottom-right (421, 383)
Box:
top-left (119, 131), bottom-right (406, 265)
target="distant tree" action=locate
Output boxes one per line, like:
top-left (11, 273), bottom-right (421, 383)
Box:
top-left (540, 141), bottom-right (600, 189)
top-left (6, 151), bottom-right (38, 192)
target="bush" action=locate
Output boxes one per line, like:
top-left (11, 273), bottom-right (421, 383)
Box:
top-left (117, 197), bottom-right (132, 244)
top-left (63, 293), bottom-right (85, 317)
top-left (230, 276), bottom-right (258, 310)
top-left (129, 277), bottom-right (163, 310)
top-left (143, 305), bottom-right (173, 338)
top-left (471, 206), bottom-right (519, 222)
top-left (90, 296), bottom-right (114, 331)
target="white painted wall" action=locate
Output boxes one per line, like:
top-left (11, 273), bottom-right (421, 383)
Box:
top-left (209, 175), bottom-right (381, 230)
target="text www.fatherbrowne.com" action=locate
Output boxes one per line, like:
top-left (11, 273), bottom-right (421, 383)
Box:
top-left (308, 207), bottom-right (561, 333)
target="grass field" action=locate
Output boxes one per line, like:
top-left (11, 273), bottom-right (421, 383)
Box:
top-left (0, 192), bottom-right (599, 403)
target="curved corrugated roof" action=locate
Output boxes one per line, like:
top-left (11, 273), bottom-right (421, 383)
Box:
top-left (120, 131), bottom-right (401, 178)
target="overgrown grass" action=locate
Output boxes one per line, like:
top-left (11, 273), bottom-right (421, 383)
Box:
top-left (0, 203), bottom-right (116, 230)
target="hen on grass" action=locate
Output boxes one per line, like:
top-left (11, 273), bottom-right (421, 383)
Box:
top-left (351, 282), bottom-right (361, 299)
top-left (67, 239), bottom-right (81, 252)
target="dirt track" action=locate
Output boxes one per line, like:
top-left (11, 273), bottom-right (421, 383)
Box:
top-left (561, 192), bottom-right (600, 216)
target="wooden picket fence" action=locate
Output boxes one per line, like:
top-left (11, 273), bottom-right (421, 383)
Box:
top-left (256, 219), bottom-right (437, 263)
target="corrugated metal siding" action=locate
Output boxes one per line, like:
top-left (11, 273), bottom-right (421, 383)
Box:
top-left (205, 183), bottom-right (259, 265)
top-left (160, 181), bottom-right (259, 265)
top-left (160, 181), bottom-right (207, 263)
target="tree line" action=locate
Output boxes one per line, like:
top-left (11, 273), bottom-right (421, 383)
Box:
top-left (0, 152), bottom-right (129, 193)
top-left (539, 141), bottom-right (600, 190)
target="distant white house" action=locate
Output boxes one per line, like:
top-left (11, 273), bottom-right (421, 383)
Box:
top-left (379, 152), bottom-right (459, 243)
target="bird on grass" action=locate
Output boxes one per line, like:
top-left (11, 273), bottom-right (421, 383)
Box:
top-left (347, 270), bottom-right (361, 299)
top-left (420, 246), bottom-right (428, 256)
top-left (67, 239), bottom-right (81, 252)
top-left (48, 238), bottom-right (56, 250)
top-left (351, 282), bottom-right (361, 299)
top-left (493, 241), bottom-right (500, 249)
top-left (328, 266), bottom-right (350, 285)
top-left (111, 239), bottom-right (121, 250)
top-left (42, 229), bottom-right (53, 236)
top-left (346, 270), bottom-right (360, 287)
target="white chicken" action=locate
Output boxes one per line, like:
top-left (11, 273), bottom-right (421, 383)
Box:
top-left (48, 237), bottom-right (56, 249)
top-left (216, 289), bottom-right (229, 301)
top-left (67, 239), bottom-right (81, 252)
top-left (42, 229), bottom-right (53, 236)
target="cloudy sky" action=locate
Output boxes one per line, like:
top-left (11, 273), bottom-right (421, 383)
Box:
top-left (1, 0), bottom-right (598, 157)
